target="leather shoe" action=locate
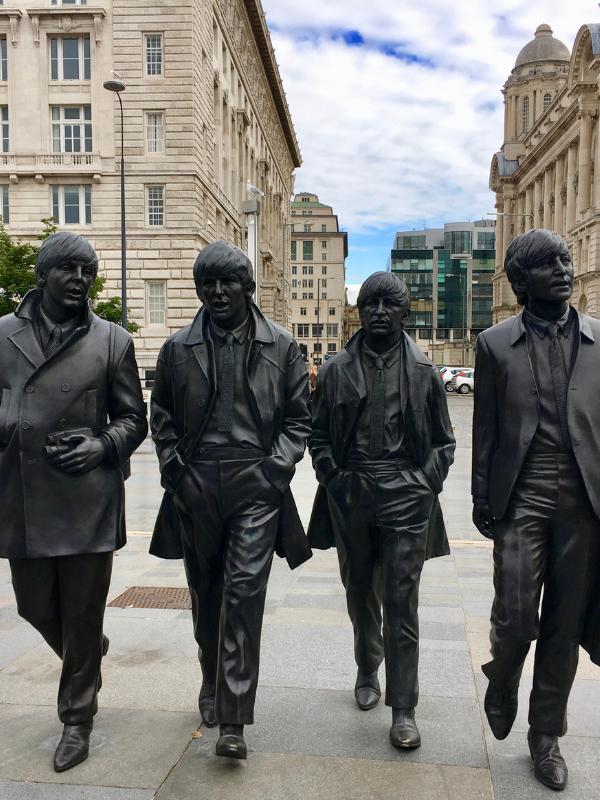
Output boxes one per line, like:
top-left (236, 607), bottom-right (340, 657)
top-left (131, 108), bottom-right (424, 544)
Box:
top-left (198, 682), bottom-right (218, 728)
top-left (354, 670), bottom-right (381, 710)
top-left (390, 708), bottom-right (421, 749)
top-left (528, 728), bottom-right (568, 791)
top-left (97, 635), bottom-right (110, 693)
top-left (54, 721), bottom-right (93, 772)
top-left (215, 724), bottom-right (247, 760)
top-left (484, 682), bottom-right (518, 740)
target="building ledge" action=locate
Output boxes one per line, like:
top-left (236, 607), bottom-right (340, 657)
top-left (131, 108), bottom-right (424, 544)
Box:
top-left (26, 7), bottom-right (106, 45)
top-left (0, 9), bottom-right (23, 46)
top-left (0, 152), bottom-right (104, 177)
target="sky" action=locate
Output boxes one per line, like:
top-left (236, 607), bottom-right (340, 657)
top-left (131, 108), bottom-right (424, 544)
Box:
top-left (260, 0), bottom-right (597, 291)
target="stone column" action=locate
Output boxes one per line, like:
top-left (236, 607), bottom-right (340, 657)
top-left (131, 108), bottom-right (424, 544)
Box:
top-left (566, 142), bottom-right (577, 231)
top-left (554, 154), bottom-right (564, 234)
top-left (543, 168), bottom-right (553, 228)
top-left (533, 176), bottom-right (543, 227)
top-left (495, 195), bottom-right (504, 273)
top-left (525, 184), bottom-right (533, 230)
top-left (503, 191), bottom-right (515, 255)
top-left (578, 110), bottom-right (592, 217)
top-left (594, 118), bottom-right (600, 209)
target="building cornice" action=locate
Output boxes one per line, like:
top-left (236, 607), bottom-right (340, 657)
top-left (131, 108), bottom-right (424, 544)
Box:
top-left (0, 9), bottom-right (22, 46)
top-left (26, 7), bottom-right (106, 45)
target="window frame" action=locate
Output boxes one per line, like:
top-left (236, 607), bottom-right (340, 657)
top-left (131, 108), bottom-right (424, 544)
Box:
top-left (49, 35), bottom-right (91, 81)
top-left (51, 104), bottom-right (92, 153)
top-left (146, 184), bottom-right (165, 226)
top-left (51, 184), bottom-right (92, 225)
top-left (145, 110), bottom-right (165, 154)
top-left (146, 280), bottom-right (167, 326)
top-left (144, 33), bottom-right (164, 78)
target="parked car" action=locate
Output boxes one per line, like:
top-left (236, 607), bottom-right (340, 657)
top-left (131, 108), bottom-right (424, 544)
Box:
top-left (451, 369), bottom-right (475, 394)
top-left (441, 367), bottom-right (469, 392)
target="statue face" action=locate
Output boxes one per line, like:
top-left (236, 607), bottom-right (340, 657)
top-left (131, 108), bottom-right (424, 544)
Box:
top-left (43, 260), bottom-right (95, 313)
top-left (521, 243), bottom-right (573, 306)
top-left (359, 294), bottom-right (408, 341)
top-left (197, 273), bottom-right (249, 330)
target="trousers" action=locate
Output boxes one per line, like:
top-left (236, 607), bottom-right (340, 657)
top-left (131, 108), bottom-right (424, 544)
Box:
top-left (327, 460), bottom-right (434, 709)
top-left (9, 552), bottom-right (113, 724)
top-left (174, 454), bottom-right (280, 725)
top-left (483, 453), bottom-right (600, 736)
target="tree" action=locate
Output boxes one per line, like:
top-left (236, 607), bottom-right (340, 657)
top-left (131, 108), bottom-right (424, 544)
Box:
top-left (0, 220), bottom-right (139, 332)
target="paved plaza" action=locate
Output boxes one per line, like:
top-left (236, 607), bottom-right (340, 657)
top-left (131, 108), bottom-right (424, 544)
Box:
top-left (1, 395), bottom-right (599, 799)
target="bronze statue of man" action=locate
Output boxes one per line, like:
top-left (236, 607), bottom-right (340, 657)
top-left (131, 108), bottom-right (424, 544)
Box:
top-left (473, 229), bottom-right (600, 791)
top-left (150, 241), bottom-right (311, 760)
top-left (308, 271), bottom-right (455, 749)
top-left (0, 231), bottom-right (147, 772)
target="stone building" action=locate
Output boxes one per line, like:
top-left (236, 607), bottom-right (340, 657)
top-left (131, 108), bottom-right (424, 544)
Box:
top-left (0, 0), bottom-right (301, 380)
top-left (389, 221), bottom-right (495, 365)
top-left (490, 23), bottom-right (600, 321)
top-left (289, 192), bottom-right (348, 366)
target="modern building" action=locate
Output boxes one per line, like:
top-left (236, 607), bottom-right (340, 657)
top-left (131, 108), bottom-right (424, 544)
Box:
top-left (490, 23), bottom-right (600, 321)
top-left (0, 0), bottom-right (301, 381)
top-left (389, 221), bottom-right (495, 365)
top-left (289, 192), bottom-right (348, 366)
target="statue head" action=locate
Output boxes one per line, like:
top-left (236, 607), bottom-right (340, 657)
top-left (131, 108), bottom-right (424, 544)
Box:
top-left (505, 228), bottom-right (573, 309)
top-left (357, 271), bottom-right (411, 348)
top-left (193, 241), bottom-right (255, 330)
top-left (36, 231), bottom-right (98, 319)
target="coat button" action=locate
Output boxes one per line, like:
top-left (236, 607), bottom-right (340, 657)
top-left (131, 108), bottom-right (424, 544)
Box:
top-left (21, 421), bottom-right (31, 430)
top-left (61, 383), bottom-right (71, 392)
top-left (25, 385), bottom-right (34, 394)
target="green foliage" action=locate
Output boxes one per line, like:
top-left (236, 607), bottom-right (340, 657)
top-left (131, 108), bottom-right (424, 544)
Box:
top-left (0, 220), bottom-right (140, 332)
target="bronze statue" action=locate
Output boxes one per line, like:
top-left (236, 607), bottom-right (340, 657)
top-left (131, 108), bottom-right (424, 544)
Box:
top-left (473, 229), bottom-right (600, 791)
top-left (150, 241), bottom-right (311, 760)
top-left (308, 271), bottom-right (455, 749)
top-left (0, 231), bottom-right (147, 771)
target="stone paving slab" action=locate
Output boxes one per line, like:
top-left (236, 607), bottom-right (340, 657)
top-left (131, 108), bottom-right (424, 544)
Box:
top-left (0, 705), bottom-right (195, 789)
top-left (0, 783), bottom-right (155, 800)
top-left (155, 747), bottom-right (493, 800)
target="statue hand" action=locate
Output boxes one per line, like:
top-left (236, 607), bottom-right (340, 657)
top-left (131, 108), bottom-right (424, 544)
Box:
top-left (45, 433), bottom-right (106, 474)
top-left (473, 500), bottom-right (495, 540)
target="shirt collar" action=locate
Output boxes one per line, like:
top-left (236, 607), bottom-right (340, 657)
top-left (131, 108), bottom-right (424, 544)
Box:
top-left (523, 306), bottom-right (572, 340)
top-left (37, 303), bottom-right (82, 342)
top-left (210, 315), bottom-right (250, 345)
top-left (362, 340), bottom-right (402, 368)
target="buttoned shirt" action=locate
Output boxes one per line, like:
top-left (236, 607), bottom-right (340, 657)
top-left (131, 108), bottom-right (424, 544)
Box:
top-left (199, 315), bottom-right (263, 451)
top-left (346, 340), bottom-right (407, 462)
top-left (35, 303), bottom-right (83, 357)
top-left (524, 305), bottom-right (575, 453)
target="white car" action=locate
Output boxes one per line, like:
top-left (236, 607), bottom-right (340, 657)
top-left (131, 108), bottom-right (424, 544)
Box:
top-left (451, 369), bottom-right (475, 394)
top-left (441, 367), bottom-right (469, 392)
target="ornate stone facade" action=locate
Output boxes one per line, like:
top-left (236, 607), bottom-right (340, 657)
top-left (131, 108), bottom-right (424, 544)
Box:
top-left (490, 23), bottom-right (600, 322)
top-left (0, 1), bottom-right (300, 379)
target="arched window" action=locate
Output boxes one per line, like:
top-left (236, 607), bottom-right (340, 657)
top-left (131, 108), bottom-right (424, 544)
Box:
top-left (522, 96), bottom-right (530, 133)
top-left (543, 93), bottom-right (552, 112)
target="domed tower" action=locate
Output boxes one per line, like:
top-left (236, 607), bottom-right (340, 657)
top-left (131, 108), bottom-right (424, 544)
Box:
top-left (502, 24), bottom-right (570, 160)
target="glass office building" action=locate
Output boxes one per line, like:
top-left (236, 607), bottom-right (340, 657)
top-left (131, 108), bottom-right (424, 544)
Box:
top-left (389, 221), bottom-right (495, 357)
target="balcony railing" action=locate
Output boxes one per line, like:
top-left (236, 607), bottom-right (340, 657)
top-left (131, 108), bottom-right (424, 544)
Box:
top-left (0, 152), bottom-right (102, 174)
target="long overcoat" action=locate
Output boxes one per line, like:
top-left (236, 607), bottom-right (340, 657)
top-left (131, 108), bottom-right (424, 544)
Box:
top-left (472, 309), bottom-right (600, 664)
top-left (307, 329), bottom-right (455, 560)
top-left (149, 304), bottom-right (312, 569)
top-left (0, 291), bottom-right (148, 559)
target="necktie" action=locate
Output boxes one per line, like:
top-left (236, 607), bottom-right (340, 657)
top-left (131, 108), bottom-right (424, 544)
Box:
top-left (217, 332), bottom-right (235, 432)
top-left (369, 355), bottom-right (385, 457)
top-left (45, 325), bottom-right (63, 358)
top-left (548, 323), bottom-right (571, 449)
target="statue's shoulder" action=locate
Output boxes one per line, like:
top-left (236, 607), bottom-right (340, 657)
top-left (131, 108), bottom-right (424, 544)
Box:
top-left (0, 311), bottom-right (21, 337)
top-left (479, 315), bottom-right (520, 346)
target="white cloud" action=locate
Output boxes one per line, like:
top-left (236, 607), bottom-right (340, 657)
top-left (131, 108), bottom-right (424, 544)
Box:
top-left (262, 1), bottom-right (591, 234)
top-left (346, 284), bottom-right (362, 304)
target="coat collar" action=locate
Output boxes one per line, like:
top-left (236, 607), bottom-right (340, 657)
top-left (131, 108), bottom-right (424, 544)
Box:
top-left (510, 307), bottom-right (594, 346)
top-left (184, 303), bottom-right (275, 346)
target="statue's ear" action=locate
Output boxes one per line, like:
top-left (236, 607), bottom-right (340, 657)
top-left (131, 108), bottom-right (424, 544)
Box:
top-left (401, 308), bottom-right (410, 326)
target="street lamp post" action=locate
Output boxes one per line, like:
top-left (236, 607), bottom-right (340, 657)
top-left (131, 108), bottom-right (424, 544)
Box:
top-left (103, 79), bottom-right (127, 329)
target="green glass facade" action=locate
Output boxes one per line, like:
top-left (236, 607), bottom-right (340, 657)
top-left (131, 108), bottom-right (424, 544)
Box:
top-left (437, 251), bottom-right (468, 339)
top-left (471, 249), bottom-right (495, 335)
top-left (390, 249), bottom-right (433, 338)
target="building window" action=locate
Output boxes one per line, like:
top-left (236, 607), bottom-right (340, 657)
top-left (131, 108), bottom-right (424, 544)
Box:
top-left (321, 279), bottom-right (327, 287)
top-left (291, 292), bottom-right (297, 299)
top-left (302, 265), bottom-right (313, 275)
top-left (303, 240), bottom-right (313, 260)
top-left (321, 292), bottom-right (326, 299)
top-left (145, 34), bottom-right (163, 77)
top-left (147, 185), bottom-right (164, 226)
top-left (51, 105), bottom-right (92, 152)
top-left (522, 96), bottom-right (529, 133)
top-left (49, 36), bottom-right (91, 81)
top-left (313, 343), bottom-right (322, 354)
top-left (327, 343), bottom-right (336, 353)
top-left (291, 265), bottom-right (297, 275)
top-left (321, 224), bottom-right (326, 232)
top-left (0, 185), bottom-right (9, 223)
top-left (300, 307), bottom-right (306, 316)
top-left (297, 324), bottom-right (309, 337)
top-left (321, 253), bottom-right (327, 261)
top-left (0, 37), bottom-right (7, 81)
top-left (543, 93), bottom-right (552, 112)
top-left (147, 281), bottom-right (166, 325)
top-left (51, 0), bottom-right (89, 5)
top-left (321, 240), bottom-right (327, 248)
top-left (301, 292), bottom-right (308, 299)
top-left (145, 112), bottom-right (164, 153)
top-left (0, 106), bottom-right (7, 152)
top-left (51, 185), bottom-right (92, 224)
top-left (291, 241), bottom-right (296, 260)
top-left (329, 307), bottom-right (335, 316)
top-left (312, 324), bottom-right (324, 337)
top-left (303, 224), bottom-right (312, 232)
top-left (326, 323), bottom-right (338, 337)
top-left (322, 266), bottom-right (327, 275)
top-left (291, 279), bottom-right (297, 288)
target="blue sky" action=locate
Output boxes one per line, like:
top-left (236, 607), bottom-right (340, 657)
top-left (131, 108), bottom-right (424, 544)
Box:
top-left (260, 1), bottom-right (594, 293)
